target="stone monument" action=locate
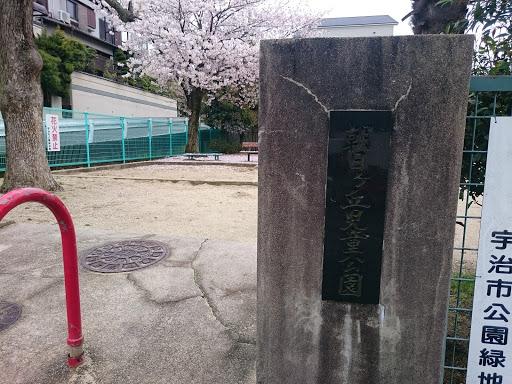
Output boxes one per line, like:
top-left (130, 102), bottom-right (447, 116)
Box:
top-left (257, 36), bottom-right (474, 383)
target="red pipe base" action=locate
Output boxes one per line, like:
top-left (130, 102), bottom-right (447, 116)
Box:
top-left (68, 352), bottom-right (84, 368)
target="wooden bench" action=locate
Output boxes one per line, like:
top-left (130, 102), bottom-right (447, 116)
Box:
top-left (184, 153), bottom-right (222, 161)
top-left (240, 142), bottom-right (258, 161)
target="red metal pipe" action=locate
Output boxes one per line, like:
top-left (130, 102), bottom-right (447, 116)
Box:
top-left (0, 188), bottom-right (84, 367)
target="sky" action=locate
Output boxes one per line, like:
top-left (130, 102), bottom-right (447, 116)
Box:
top-left (310, 0), bottom-right (414, 35)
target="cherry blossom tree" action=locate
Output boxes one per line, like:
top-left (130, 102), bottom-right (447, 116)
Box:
top-left (107, 0), bottom-right (321, 152)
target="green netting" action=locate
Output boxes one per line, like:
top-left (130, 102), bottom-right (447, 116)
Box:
top-left (199, 128), bottom-right (222, 153)
top-left (0, 136), bottom-right (6, 170)
top-left (0, 108), bottom-right (221, 170)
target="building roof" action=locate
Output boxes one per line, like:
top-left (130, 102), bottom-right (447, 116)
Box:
top-left (318, 15), bottom-right (398, 28)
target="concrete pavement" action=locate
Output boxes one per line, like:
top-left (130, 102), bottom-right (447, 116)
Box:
top-left (0, 222), bottom-right (257, 384)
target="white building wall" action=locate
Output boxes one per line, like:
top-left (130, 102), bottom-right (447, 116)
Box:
top-left (318, 25), bottom-right (394, 37)
top-left (47, 0), bottom-right (66, 15)
top-left (70, 72), bottom-right (178, 118)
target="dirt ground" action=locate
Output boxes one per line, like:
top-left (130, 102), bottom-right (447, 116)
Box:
top-left (1, 157), bottom-right (481, 272)
top-left (3, 161), bottom-right (259, 244)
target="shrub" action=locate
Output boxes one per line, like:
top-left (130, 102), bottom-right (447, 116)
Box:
top-left (209, 139), bottom-right (241, 154)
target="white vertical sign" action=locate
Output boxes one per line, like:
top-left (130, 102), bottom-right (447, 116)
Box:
top-left (467, 117), bottom-right (512, 384)
top-left (45, 114), bottom-right (60, 152)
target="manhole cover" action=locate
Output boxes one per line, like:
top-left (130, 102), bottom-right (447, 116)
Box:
top-left (0, 302), bottom-right (21, 331)
top-left (80, 240), bottom-right (170, 273)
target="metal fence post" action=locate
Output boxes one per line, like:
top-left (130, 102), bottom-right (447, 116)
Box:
top-left (84, 112), bottom-right (90, 168)
top-left (199, 126), bottom-right (202, 153)
top-left (148, 118), bottom-right (152, 160)
top-left (121, 117), bottom-right (126, 163)
top-left (209, 128), bottom-right (212, 153)
top-left (169, 121), bottom-right (173, 156)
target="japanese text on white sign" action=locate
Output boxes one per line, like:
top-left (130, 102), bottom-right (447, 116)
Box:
top-left (45, 114), bottom-right (60, 152)
top-left (467, 117), bottom-right (512, 384)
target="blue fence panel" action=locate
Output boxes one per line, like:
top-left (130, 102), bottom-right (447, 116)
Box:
top-left (0, 108), bottom-right (221, 171)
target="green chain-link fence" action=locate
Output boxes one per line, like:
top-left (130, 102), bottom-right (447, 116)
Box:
top-left (443, 76), bottom-right (512, 383)
top-left (0, 108), bottom-right (221, 170)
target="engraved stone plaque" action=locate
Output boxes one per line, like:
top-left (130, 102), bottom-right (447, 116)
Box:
top-left (322, 110), bottom-right (392, 304)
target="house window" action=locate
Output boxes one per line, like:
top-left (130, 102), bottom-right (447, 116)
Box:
top-left (87, 8), bottom-right (96, 28)
top-left (66, 0), bottom-right (78, 20)
top-left (99, 18), bottom-right (107, 40)
top-left (99, 18), bottom-right (115, 44)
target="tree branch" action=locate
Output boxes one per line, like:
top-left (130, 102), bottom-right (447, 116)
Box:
top-left (101, 0), bottom-right (136, 22)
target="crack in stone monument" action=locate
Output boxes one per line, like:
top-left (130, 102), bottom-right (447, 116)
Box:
top-left (258, 129), bottom-right (290, 136)
top-left (392, 82), bottom-right (413, 113)
top-left (280, 76), bottom-right (329, 114)
top-left (191, 238), bottom-right (251, 344)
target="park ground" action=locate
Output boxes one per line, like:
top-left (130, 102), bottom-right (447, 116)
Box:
top-left (2, 155), bottom-right (259, 244)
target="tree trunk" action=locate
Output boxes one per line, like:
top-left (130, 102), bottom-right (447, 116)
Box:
top-left (411, 0), bottom-right (467, 34)
top-left (185, 87), bottom-right (206, 153)
top-left (0, 1), bottom-right (61, 192)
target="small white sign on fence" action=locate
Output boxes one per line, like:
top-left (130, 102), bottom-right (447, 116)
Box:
top-left (467, 117), bottom-right (512, 384)
top-left (45, 114), bottom-right (60, 152)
